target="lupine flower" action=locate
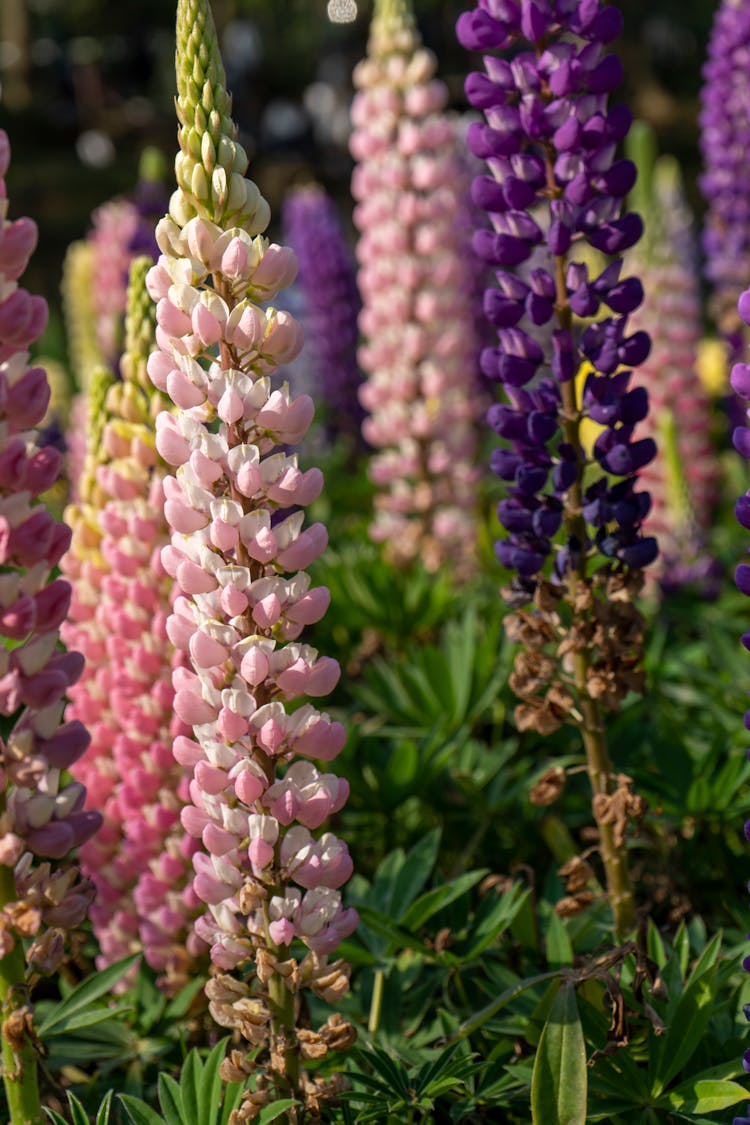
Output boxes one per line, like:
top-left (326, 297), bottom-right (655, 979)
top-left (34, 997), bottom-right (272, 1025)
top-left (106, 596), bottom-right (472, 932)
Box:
top-left (700, 0), bottom-right (750, 360)
top-left (62, 163), bottom-right (167, 501)
top-left (730, 278), bottom-right (750, 1079)
top-left (351, 0), bottom-right (481, 575)
top-left (458, 0), bottom-right (656, 591)
top-left (457, 0), bottom-right (653, 939)
top-left (0, 127), bottom-right (101, 1118)
top-left (626, 149), bottom-right (719, 592)
top-left (146, 0), bottom-right (357, 1112)
top-left (282, 185), bottom-right (364, 445)
top-left (62, 259), bottom-right (206, 991)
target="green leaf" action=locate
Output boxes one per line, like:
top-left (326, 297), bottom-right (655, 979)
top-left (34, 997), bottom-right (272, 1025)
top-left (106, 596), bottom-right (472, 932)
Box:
top-left (390, 828), bottom-right (441, 918)
top-left (38, 953), bottom-right (141, 1037)
top-left (662, 1078), bottom-right (749, 1114)
top-left (545, 913), bottom-right (574, 968)
top-left (200, 1038), bottom-right (229, 1125)
top-left (96, 1092), bottom-right (114, 1125)
top-left (454, 969), bottom-right (561, 1040)
top-left (531, 981), bottom-right (587, 1125)
top-left (179, 1050), bottom-right (200, 1125)
top-left (119, 1095), bottom-right (166, 1125)
top-left (258, 1101), bottom-right (300, 1122)
top-left (462, 883), bottom-right (530, 960)
top-left (357, 905), bottom-right (427, 954)
top-left (157, 1073), bottom-right (184, 1125)
top-left (400, 870), bottom-right (487, 932)
top-left (650, 956), bottom-right (719, 1096)
top-left (164, 977), bottom-right (205, 1020)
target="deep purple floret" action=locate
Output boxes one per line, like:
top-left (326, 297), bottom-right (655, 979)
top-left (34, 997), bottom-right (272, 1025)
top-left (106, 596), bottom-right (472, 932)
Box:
top-left (457, 0), bottom-right (655, 588)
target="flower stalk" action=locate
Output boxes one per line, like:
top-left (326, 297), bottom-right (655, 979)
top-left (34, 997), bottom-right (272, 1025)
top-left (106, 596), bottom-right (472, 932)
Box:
top-left (147, 0), bottom-right (358, 1116)
top-left (351, 0), bottom-right (481, 574)
top-left (457, 0), bottom-right (655, 937)
top-left (0, 127), bottom-right (101, 1123)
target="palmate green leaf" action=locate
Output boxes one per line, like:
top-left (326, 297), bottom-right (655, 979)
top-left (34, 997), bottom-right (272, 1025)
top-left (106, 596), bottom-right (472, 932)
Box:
top-left (38, 953), bottom-right (141, 1037)
top-left (119, 1095), bottom-right (166, 1125)
top-left (660, 1077), bottom-right (749, 1114)
top-left (399, 869), bottom-right (488, 933)
top-left (530, 981), bottom-right (587, 1125)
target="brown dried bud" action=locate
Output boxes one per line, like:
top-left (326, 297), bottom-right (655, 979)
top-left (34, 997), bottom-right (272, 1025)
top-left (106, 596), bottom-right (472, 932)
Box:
top-left (238, 878), bottom-right (266, 914)
top-left (297, 1029), bottom-right (328, 1060)
top-left (26, 927), bottom-right (65, 975)
top-left (205, 973), bottom-right (249, 1004)
top-left (529, 766), bottom-right (566, 807)
top-left (5, 901), bottom-right (42, 938)
top-left (479, 874), bottom-right (514, 896)
top-left (555, 891), bottom-right (595, 917)
top-left (220, 1049), bottom-right (255, 1083)
top-left (510, 650), bottom-right (556, 698)
top-left (558, 856), bottom-right (595, 894)
top-left (3, 1005), bottom-right (34, 1053)
top-left (310, 960), bottom-right (351, 1005)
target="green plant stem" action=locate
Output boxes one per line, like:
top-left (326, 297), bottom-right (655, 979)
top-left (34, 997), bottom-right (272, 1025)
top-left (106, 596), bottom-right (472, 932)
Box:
top-left (543, 139), bottom-right (636, 941)
top-left (0, 865), bottom-right (43, 1125)
top-left (368, 968), bottom-right (385, 1034)
top-left (267, 962), bottom-right (299, 1122)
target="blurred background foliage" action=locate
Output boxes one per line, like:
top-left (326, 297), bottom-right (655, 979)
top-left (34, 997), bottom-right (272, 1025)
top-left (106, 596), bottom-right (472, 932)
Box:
top-left (0, 0), bottom-right (724, 314)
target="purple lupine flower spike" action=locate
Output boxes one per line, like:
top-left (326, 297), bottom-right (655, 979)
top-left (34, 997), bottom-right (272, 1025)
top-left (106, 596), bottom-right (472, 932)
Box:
top-left (282, 186), bottom-right (364, 445)
top-left (458, 0), bottom-right (657, 600)
top-left (700, 0), bottom-right (750, 361)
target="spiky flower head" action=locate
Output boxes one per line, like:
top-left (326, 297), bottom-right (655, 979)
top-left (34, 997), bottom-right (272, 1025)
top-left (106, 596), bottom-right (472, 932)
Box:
top-left (172, 0), bottom-right (269, 232)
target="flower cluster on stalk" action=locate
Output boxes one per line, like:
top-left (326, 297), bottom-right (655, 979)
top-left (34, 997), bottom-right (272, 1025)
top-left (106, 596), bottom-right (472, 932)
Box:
top-left (145, 0), bottom-right (357, 1115)
top-left (700, 0), bottom-right (750, 361)
top-left (0, 127), bottom-right (101, 977)
top-left (282, 186), bottom-right (364, 446)
top-left (60, 259), bottom-right (205, 991)
top-left (351, 0), bottom-right (480, 575)
top-left (455, 1), bottom-right (653, 942)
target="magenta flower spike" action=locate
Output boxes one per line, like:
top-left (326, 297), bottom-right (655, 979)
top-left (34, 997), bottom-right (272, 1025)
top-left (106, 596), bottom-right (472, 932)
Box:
top-left (350, 0), bottom-right (481, 575)
top-left (0, 128), bottom-right (101, 1124)
top-left (61, 260), bottom-right (206, 992)
top-left (146, 0), bottom-right (357, 1111)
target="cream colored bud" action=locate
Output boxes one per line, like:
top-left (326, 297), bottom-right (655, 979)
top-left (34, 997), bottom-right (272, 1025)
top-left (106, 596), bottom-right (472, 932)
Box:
top-left (211, 165), bottom-right (228, 210)
top-left (169, 188), bottom-right (196, 228)
top-left (202, 79), bottom-right (214, 113)
top-left (192, 163), bottom-right (211, 203)
top-left (201, 131), bottom-right (217, 174)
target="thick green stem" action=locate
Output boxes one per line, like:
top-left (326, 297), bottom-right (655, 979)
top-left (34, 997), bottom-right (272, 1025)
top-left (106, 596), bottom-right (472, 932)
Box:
top-left (0, 866), bottom-right (43, 1125)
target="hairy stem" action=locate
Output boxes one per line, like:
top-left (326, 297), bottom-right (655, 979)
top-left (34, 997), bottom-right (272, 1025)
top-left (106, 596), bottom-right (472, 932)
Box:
top-left (0, 865), bottom-right (43, 1125)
